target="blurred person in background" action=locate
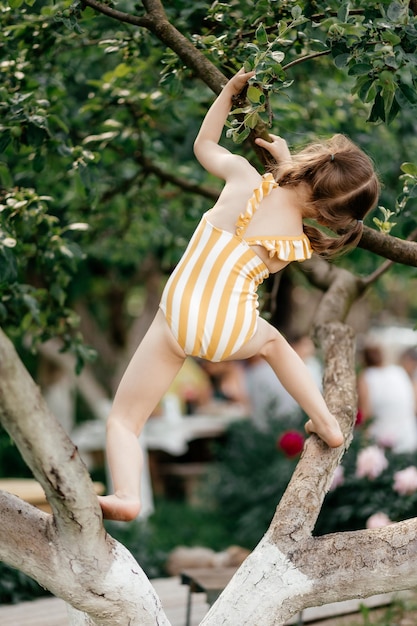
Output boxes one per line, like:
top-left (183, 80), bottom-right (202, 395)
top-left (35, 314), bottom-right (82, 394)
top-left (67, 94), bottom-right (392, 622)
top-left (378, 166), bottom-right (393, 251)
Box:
top-left (357, 343), bottom-right (417, 453)
top-left (245, 334), bottom-right (323, 429)
top-left (399, 346), bottom-right (417, 412)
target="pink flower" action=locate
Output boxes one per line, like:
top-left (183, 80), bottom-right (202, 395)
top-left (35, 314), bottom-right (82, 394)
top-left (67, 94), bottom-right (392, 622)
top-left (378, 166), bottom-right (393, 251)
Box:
top-left (393, 466), bottom-right (417, 495)
top-left (355, 445), bottom-right (388, 480)
top-left (277, 431), bottom-right (305, 457)
top-left (366, 512), bottom-right (392, 529)
top-left (376, 434), bottom-right (396, 449)
top-left (329, 465), bottom-right (345, 491)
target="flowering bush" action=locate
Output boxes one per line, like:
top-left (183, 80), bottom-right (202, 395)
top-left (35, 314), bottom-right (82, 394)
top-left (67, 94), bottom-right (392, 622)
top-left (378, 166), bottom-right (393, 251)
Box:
top-left (211, 414), bottom-right (417, 547)
top-left (316, 424), bottom-right (417, 535)
top-left (355, 445), bottom-right (388, 479)
top-left (277, 430), bottom-right (305, 457)
top-left (393, 466), bottom-right (417, 495)
top-left (366, 512), bottom-right (392, 529)
top-left (211, 413), bottom-right (306, 548)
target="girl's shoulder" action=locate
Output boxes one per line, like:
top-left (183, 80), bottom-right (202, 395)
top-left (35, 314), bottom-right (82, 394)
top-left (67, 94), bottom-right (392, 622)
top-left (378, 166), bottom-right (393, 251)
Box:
top-left (220, 154), bottom-right (261, 183)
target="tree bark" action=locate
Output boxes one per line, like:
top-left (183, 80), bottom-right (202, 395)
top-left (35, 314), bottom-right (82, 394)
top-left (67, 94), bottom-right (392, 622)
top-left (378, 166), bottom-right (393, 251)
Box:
top-left (0, 328), bottom-right (170, 625)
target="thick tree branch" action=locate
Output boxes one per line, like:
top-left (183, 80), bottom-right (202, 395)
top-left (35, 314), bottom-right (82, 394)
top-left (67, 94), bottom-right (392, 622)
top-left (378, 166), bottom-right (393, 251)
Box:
top-left (290, 518), bottom-right (417, 605)
top-left (359, 225), bottom-right (417, 266)
top-left (79, 0), bottom-right (153, 28)
top-left (0, 328), bottom-right (104, 547)
top-left (298, 256), bottom-right (365, 325)
top-left (0, 493), bottom-right (54, 573)
top-left (202, 516), bottom-right (417, 625)
top-left (270, 322), bottom-right (356, 548)
top-left (82, 0), bottom-right (226, 92)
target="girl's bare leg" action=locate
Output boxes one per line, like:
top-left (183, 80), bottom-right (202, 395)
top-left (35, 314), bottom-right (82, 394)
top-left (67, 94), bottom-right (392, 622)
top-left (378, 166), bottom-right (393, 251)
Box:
top-left (99, 310), bottom-right (186, 521)
top-left (230, 319), bottom-right (344, 448)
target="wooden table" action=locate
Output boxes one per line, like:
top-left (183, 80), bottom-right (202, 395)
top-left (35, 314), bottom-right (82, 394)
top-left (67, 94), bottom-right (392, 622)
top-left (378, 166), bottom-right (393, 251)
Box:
top-left (181, 567), bottom-right (237, 626)
top-left (0, 478), bottom-right (104, 513)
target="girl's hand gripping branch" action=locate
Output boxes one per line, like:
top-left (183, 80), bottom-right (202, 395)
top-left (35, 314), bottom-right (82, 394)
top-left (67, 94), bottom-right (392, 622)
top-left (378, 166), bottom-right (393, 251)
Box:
top-left (255, 133), bottom-right (292, 163)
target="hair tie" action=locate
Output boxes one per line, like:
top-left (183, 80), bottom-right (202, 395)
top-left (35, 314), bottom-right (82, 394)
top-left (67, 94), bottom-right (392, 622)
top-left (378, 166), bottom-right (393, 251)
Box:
top-left (357, 219), bottom-right (363, 224)
top-left (330, 154), bottom-right (335, 162)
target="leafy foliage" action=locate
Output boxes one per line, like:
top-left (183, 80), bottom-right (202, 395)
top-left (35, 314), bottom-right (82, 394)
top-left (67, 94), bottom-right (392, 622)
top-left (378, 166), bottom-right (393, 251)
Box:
top-left (0, 188), bottom-right (92, 369)
top-left (209, 412), bottom-right (307, 548)
top-left (106, 498), bottom-right (237, 579)
top-left (1, 0), bottom-right (417, 370)
top-left (0, 562), bottom-right (49, 604)
top-left (316, 425), bottom-right (417, 534)
top-left (207, 414), bottom-right (417, 546)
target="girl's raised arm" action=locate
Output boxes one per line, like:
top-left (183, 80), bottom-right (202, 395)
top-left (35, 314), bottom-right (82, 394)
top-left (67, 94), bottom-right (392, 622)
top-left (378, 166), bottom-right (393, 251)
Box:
top-left (193, 69), bottom-right (255, 180)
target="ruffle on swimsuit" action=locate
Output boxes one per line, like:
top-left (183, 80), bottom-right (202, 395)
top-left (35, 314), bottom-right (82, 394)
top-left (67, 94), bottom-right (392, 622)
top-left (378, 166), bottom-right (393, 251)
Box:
top-left (235, 173), bottom-right (313, 263)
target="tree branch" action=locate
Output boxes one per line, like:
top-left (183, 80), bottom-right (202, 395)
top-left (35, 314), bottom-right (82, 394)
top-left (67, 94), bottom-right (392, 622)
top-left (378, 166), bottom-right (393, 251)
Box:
top-left (0, 493), bottom-right (54, 575)
top-left (135, 153), bottom-right (219, 200)
top-left (359, 225), bottom-right (417, 266)
top-left (282, 50), bottom-right (330, 71)
top-left (0, 329), bottom-right (104, 547)
top-left (80, 0), bottom-right (153, 28)
top-left (290, 518), bottom-right (417, 605)
top-left (202, 516), bottom-right (417, 625)
top-left (269, 322), bottom-right (356, 548)
top-left (360, 257), bottom-right (395, 289)
top-left (298, 256), bottom-right (364, 325)
top-left (82, 0), bottom-right (226, 92)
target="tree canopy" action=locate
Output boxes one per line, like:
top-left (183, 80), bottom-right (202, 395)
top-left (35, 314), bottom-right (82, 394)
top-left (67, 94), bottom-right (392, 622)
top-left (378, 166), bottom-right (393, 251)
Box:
top-left (1, 0), bottom-right (417, 376)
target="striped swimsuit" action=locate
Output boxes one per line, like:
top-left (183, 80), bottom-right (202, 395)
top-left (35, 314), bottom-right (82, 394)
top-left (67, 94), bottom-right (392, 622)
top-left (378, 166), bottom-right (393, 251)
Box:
top-left (159, 173), bottom-right (312, 362)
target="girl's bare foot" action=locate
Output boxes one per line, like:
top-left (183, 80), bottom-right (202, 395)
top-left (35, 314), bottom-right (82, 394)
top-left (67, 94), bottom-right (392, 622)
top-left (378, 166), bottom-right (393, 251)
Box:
top-left (98, 494), bottom-right (141, 522)
top-left (305, 418), bottom-right (344, 448)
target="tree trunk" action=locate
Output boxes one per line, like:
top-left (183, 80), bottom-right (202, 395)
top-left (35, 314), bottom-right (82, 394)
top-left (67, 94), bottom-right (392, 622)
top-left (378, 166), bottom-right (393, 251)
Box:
top-left (0, 328), bottom-right (170, 625)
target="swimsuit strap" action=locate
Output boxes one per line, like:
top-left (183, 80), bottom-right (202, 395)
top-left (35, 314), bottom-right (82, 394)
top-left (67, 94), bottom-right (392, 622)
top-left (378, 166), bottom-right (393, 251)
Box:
top-left (235, 173), bottom-right (278, 238)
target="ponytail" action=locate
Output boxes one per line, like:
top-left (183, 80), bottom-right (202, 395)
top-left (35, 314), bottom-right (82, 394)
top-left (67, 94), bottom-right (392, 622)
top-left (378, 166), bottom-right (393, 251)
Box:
top-left (273, 134), bottom-right (379, 259)
top-left (303, 219), bottom-right (364, 259)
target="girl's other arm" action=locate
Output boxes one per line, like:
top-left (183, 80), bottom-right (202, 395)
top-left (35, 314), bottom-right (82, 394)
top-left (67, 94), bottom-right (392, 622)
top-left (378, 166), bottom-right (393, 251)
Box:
top-left (255, 134), bottom-right (292, 163)
top-left (193, 69), bottom-right (255, 180)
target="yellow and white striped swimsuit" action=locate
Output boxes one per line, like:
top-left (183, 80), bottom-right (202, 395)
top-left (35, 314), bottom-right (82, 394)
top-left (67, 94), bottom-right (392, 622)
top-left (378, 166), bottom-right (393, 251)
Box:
top-left (160, 173), bottom-right (312, 362)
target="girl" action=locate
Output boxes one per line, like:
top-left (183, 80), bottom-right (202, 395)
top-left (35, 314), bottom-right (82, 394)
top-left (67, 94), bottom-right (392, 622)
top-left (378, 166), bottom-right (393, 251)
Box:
top-left (99, 69), bottom-right (379, 521)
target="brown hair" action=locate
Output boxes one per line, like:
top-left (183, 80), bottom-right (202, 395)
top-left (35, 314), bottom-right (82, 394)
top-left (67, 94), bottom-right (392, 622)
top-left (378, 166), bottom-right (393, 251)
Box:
top-left (273, 134), bottom-right (380, 259)
top-left (362, 344), bottom-right (384, 368)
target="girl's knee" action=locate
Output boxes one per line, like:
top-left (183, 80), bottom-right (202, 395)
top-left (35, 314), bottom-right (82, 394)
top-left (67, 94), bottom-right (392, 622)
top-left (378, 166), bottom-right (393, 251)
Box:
top-left (107, 412), bottom-right (138, 436)
top-left (259, 327), bottom-right (281, 360)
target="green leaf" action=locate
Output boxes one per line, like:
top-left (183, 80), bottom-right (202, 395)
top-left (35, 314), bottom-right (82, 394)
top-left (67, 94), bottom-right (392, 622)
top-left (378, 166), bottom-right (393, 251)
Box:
top-left (401, 163), bottom-right (417, 176)
top-left (333, 54), bottom-right (350, 69)
top-left (387, 1), bottom-right (408, 21)
top-left (387, 96), bottom-right (400, 124)
top-left (337, 2), bottom-right (350, 23)
top-left (397, 83), bottom-right (417, 106)
top-left (0, 249), bottom-right (18, 282)
top-left (247, 86), bottom-right (263, 104)
top-left (291, 5), bottom-right (302, 19)
top-left (245, 111), bottom-right (259, 129)
top-left (22, 293), bottom-right (41, 321)
top-left (255, 24), bottom-right (268, 46)
top-left (233, 127), bottom-right (251, 144)
top-left (32, 153), bottom-right (46, 172)
top-left (348, 63), bottom-right (372, 76)
top-left (0, 163), bottom-right (12, 187)
top-left (368, 91), bottom-right (385, 122)
top-left (0, 130), bottom-right (12, 153)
